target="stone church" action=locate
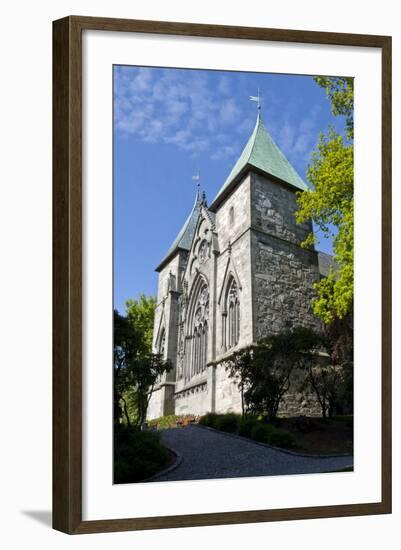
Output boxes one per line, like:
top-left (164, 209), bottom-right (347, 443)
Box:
top-left (147, 113), bottom-right (333, 420)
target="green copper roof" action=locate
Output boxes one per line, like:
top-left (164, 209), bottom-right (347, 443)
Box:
top-left (209, 114), bottom-right (308, 210)
top-left (156, 190), bottom-right (201, 272)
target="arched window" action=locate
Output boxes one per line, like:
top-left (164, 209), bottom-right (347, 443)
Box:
top-left (184, 279), bottom-right (209, 381)
top-left (223, 277), bottom-right (240, 351)
top-left (158, 327), bottom-right (166, 357)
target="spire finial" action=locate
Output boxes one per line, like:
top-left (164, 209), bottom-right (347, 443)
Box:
top-left (249, 88), bottom-right (262, 112)
top-left (192, 170), bottom-right (200, 192)
top-left (192, 170), bottom-right (201, 203)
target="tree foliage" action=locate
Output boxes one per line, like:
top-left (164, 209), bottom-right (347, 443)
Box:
top-left (324, 312), bottom-right (353, 368)
top-left (225, 327), bottom-right (324, 419)
top-left (114, 299), bottom-right (171, 426)
top-left (314, 77), bottom-right (354, 140)
top-left (125, 294), bottom-right (156, 355)
top-left (114, 310), bottom-right (138, 425)
top-left (301, 361), bottom-right (353, 418)
top-left (301, 365), bottom-right (342, 419)
top-left (296, 77), bottom-right (354, 324)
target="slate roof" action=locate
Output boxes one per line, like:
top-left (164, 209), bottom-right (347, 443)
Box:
top-left (209, 113), bottom-right (308, 211)
top-left (156, 190), bottom-right (201, 272)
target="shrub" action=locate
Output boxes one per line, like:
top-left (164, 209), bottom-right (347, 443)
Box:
top-left (148, 414), bottom-right (180, 430)
top-left (250, 423), bottom-right (277, 443)
top-left (269, 429), bottom-right (297, 449)
top-left (214, 413), bottom-right (240, 433)
top-left (198, 412), bottom-right (219, 428)
top-left (114, 424), bottom-right (170, 483)
top-left (238, 416), bottom-right (259, 438)
top-left (248, 422), bottom-right (297, 449)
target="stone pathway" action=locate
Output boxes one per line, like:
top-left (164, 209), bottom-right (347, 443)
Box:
top-left (150, 425), bottom-right (353, 482)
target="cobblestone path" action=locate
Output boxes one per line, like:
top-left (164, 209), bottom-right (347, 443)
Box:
top-left (150, 425), bottom-right (353, 482)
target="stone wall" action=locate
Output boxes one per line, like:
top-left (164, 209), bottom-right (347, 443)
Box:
top-left (147, 383), bottom-right (175, 420)
top-left (147, 385), bottom-right (164, 420)
top-left (174, 380), bottom-right (209, 416)
top-left (153, 252), bottom-right (181, 356)
top-left (215, 174), bottom-right (254, 360)
top-left (215, 174), bottom-right (251, 250)
top-left (277, 367), bottom-right (322, 417)
top-left (214, 363), bottom-right (242, 414)
top-left (251, 173), bottom-right (312, 245)
top-left (251, 231), bottom-right (322, 338)
top-left (214, 233), bottom-right (253, 360)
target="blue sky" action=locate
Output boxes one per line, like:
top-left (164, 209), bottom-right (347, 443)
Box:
top-left (114, 66), bottom-right (345, 314)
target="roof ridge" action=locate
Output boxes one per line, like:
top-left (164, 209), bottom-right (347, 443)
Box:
top-left (155, 188), bottom-right (201, 272)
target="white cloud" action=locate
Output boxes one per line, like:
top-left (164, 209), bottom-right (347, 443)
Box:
top-left (274, 105), bottom-right (321, 167)
top-left (211, 145), bottom-right (239, 161)
top-left (128, 68), bottom-right (153, 93)
top-left (219, 98), bottom-right (241, 126)
top-left (217, 75), bottom-right (231, 96)
top-left (165, 129), bottom-right (192, 147)
top-left (114, 67), bottom-right (321, 173)
top-left (114, 67), bottom-right (246, 159)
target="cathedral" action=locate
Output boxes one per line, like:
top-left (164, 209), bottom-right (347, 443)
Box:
top-left (147, 112), bottom-right (333, 420)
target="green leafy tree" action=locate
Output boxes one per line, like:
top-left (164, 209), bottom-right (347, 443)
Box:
top-left (225, 327), bottom-right (324, 420)
top-left (131, 353), bottom-right (172, 425)
top-left (126, 294), bottom-right (156, 355)
top-left (296, 77), bottom-right (354, 324)
top-left (301, 365), bottom-right (343, 419)
top-left (114, 298), bottom-right (171, 426)
top-left (114, 310), bottom-right (138, 425)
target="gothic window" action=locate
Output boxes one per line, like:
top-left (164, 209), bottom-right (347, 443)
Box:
top-left (198, 240), bottom-right (209, 263)
top-left (223, 277), bottom-right (240, 350)
top-left (184, 279), bottom-right (209, 381)
top-left (158, 327), bottom-right (166, 357)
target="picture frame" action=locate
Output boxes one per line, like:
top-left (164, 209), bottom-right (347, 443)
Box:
top-left (52, 15), bottom-right (392, 534)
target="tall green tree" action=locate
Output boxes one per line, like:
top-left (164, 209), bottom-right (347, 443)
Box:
top-left (126, 294), bottom-right (156, 355)
top-left (296, 77), bottom-right (354, 324)
top-left (114, 296), bottom-right (171, 426)
top-left (114, 310), bottom-right (138, 425)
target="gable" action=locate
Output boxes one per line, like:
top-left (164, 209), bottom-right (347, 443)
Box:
top-left (181, 203), bottom-right (218, 289)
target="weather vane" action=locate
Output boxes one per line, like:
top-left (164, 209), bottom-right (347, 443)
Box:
top-left (192, 170), bottom-right (201, 191)
top-left (249, 88), bottom-right (262, 111)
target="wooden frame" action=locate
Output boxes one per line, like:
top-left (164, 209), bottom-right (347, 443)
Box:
top-left (53, 15), bottom-right (392, 534)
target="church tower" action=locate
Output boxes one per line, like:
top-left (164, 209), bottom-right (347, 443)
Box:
top-left (209, 113), bottom-right (322, 345)
top-left (147, 110), bottom-right (329, 420)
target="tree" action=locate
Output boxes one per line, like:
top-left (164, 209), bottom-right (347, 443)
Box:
top-left (131, 353), bottom-right (172, 425)
top-left (113, 300), bottom-right (171, 426)
top-left (224, 346), bottom-right (254, 417)
top-left (302, 365), bottom-right (343, 419)
top-left (296, 77), bottom-right (354, 324)
top-left (114, 310), bottom-right (138, 425)
top-left (225, 327), bottom-right (324, 420)
top-left (126, 294), bottom-right (156, 355)
top-left (324, 312), bottom-right (353, 368)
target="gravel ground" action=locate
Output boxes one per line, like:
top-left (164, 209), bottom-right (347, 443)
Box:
top-left (150, 425), bottom-right (353, 482)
